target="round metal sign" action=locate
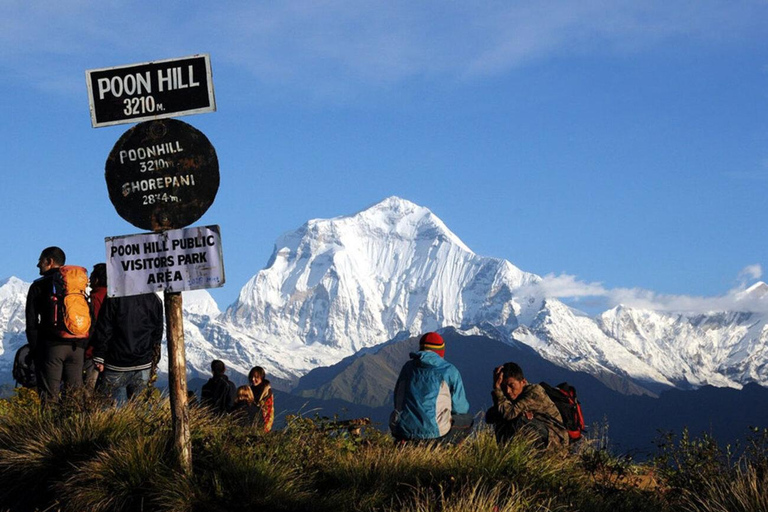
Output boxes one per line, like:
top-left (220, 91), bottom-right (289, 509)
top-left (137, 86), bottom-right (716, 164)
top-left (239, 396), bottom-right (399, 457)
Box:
top-left (105, 119), bottom-right (219, 231)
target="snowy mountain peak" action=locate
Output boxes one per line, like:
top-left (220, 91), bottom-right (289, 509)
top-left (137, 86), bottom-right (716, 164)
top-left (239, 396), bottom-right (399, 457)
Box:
top-left (0, 277), bottom-right (30, 358)
top-left (740, 281), bottom-right (768, 300)
top-left (361, 196), bottom-right (422, 216)
top-left (306, 196), bottom-right (472, 253)
top-left (182, 290), bottom-right (221, 318)
top-left (207, 198), bottom-right (768, 389)
top-left (0, 276), bottom-right (29, 300)
top-left (0, 276), bottom-right (29, 290)
top-left (221, 197), bottom-right (538, 379)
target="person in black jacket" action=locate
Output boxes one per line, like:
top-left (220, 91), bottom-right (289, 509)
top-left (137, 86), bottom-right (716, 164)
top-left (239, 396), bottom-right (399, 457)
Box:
top-left (201, 359), bottom-right (236, 415)
top-left (91, 292), bottom-right (163, 405)
top-left (25, 246), bottom-right (86, 403)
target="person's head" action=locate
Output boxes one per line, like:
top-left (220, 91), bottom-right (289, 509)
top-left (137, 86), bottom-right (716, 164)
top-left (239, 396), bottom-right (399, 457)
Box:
top-left (500, 362), bottom-right (527, 400)
top-left (419, 332), bottom-right (445, 358)
top-left (236, 385), bottom-right (255, 405)
top-left (249, 366), bottom-right (266, 386)
top-left (211, 359), bottom-right (226, 377)
top-left (90, 263), bottom-right (107, 288)
top-left (37, 246), bottom-right (65, 275)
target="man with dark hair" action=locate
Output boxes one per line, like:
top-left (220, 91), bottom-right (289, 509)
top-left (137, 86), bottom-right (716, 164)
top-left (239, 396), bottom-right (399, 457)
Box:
top-left (25, 246), bottom-right (86, 403)
top-left (83, 263), bottom-right (108, 392)
top-left (91, 292), bottom-right (163, 405)
top-left (201, 359), bottom-right (236, 415)
top-left (485, 362), bottom-right (568, 449)
top-left (390, 332), bottom-right (472, 443)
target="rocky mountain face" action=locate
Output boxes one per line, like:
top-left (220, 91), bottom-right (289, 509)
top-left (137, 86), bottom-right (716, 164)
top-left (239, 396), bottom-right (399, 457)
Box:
top-left (1, 198), bottom-right (767, 394)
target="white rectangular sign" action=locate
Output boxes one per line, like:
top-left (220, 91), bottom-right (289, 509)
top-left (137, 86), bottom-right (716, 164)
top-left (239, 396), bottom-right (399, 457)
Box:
top-left (106, 225), bottom-right (225, 297)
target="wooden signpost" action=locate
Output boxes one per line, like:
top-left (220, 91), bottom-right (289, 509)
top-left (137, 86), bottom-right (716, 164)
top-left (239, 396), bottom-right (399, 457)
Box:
top-left (89, 55), bottom-right (221, 473)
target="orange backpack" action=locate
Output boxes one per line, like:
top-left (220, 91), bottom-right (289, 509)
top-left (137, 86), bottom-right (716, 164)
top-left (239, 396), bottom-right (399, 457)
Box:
top-left (51, 266), bottom-right (92, 338)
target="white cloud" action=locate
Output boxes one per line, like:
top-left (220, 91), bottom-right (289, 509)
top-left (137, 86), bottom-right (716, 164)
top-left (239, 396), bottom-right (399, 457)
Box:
top-left (739, 264), bottom-right (763, 281)
top-left (2, 1), bottom-right (767, 96)
top-left (527, 273), bottom-right (608, 299)
top-left (523, 264), bottom-right (768, 314)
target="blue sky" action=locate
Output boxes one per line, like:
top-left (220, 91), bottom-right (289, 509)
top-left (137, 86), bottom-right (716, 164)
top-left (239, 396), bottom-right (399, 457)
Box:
top-left (1, 1), bottom-right (766, 313)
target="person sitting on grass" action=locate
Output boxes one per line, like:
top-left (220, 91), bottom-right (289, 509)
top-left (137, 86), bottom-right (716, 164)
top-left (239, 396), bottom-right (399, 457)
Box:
top-left (485, 362), bottom-right (568, 450)
top-left (389, 331), bottom-right (473, 444)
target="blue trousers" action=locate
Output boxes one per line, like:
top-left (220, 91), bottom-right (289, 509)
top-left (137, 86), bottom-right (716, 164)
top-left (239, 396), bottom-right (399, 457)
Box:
top-left (98, 368), bottom-right (151, 405)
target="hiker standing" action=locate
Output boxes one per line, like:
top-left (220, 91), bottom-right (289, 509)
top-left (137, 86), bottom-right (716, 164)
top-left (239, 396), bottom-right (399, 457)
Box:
top-left (248, 366), bottom-right (274, 432)
top-left (200, 359), bottom-right (237, 414)
top-left (90, 292), bottom-right (163, 405)
top-left (485, 362), bottom-right (569, 449)
top-left (25, 247), bottom-right (90, 403)
top-left (83, 263), bottom-right (107, 392)
top-left (389, 332), bottom-right (473, 444)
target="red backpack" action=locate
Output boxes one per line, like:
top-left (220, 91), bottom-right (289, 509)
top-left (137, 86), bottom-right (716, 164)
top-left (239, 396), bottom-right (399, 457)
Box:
top-left (540, 382), bottom-right (585, 443)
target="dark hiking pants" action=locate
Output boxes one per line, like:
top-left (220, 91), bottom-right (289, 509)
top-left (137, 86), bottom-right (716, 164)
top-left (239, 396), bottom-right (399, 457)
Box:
top-left (37, 344), bottom-right (84, 404)
top-left (494, 416), bottom-right (550, 448)
top-left (395, 413), bottom-right (475, 446)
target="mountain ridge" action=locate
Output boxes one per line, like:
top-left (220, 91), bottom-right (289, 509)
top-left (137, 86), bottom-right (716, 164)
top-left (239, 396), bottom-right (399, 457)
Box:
top-left (1, 197), bottom-right (766, 394)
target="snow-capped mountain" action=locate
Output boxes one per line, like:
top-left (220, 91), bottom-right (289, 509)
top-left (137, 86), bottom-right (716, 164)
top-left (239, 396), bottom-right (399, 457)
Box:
top-left (0, 277), bottom-right (29, 367)
top-left (596, 306), bottom-right (768, 389)
top-left (2, 197), bottom-right (767, 394)
top-left (212, 197), bottom-right (542, 381)
top-left (513, 299), bottom-right (676, 391)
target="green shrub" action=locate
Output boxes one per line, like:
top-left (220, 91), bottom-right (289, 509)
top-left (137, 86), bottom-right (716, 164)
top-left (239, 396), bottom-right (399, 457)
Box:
top-left (0, 392), bottom-right (171, 510)
top-left (59, 435), bottom-right (173, 512)
top-left (665, 428), bottom-right (768, 512)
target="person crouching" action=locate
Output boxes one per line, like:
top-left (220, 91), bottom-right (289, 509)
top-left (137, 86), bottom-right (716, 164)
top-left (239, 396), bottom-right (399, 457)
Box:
top-left (485, 362), bottom-right (568, 450)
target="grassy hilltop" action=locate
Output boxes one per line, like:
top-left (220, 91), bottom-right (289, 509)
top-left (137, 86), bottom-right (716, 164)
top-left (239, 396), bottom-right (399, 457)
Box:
top-left (0, 389), bottom-right (766, 512)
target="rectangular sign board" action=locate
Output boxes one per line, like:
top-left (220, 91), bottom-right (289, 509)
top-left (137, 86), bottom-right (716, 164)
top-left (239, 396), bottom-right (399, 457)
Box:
top-left (106, 225), bottom-right (225, 297)
top-left (86, 54), bottom-right (216, 128)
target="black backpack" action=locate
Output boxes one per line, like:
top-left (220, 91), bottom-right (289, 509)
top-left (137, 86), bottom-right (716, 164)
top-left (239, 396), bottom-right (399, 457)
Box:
top-left (12, 344), bottom-right (37, 388)
top-left (540, 382), bottom-right (585, 443)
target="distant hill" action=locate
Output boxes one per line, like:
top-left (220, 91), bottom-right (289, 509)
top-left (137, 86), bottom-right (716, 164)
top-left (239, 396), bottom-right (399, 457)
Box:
top-left (295, 328), bottom-right (655, 411)
top-left (292, 329), bottom-right (768, 455)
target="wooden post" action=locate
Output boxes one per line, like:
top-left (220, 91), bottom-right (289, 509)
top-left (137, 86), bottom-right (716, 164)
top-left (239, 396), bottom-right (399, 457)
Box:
top-left (164, 290), bottom-right (192, 473)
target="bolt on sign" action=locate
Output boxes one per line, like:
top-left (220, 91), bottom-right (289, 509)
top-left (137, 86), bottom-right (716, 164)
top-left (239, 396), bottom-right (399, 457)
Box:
top-left (86, 54), bottom-right (215, 128)
top-left (105, 118), bottom-right (219, 231)
top-left (106, 225), bottom-right (225, 297)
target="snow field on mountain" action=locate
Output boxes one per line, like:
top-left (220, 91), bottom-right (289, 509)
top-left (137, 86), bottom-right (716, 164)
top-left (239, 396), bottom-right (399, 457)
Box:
top-left (1, 198), bottom-right (767, 391)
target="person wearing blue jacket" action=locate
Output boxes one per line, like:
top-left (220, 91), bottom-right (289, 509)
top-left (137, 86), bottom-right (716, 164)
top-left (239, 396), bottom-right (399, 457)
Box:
top-left (390, 332), bottom-right (473, 443)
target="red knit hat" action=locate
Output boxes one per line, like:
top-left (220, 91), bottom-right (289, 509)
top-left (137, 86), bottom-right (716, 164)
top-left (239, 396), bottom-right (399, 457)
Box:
top-left (419, 332), bottom-right (445, 358)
